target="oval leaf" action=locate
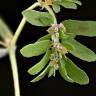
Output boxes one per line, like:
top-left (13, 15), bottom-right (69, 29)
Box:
top-left (28, 50), bottom-right (51, 75)
top-left (48, 66), bottom-right (54, 77)
top-left (20, 40), bottom-right (52, 57)
top-left (65, 57), bottom-right (89, 85)
top-left (31, 65), bottom-right (50, 83)
top-left (61, 40), bottom-right (75, 51)
top-left (62, 39), bottom-right (96, 62)
top-left (52, 3), bottom-right (61, 13)
top-left (59, 29), bottom-right (76, 39)
top-left (39, 17), bottom-right (53, 26)
top-left (22, 10), bottom-right (53, 26)
top-left (59, 55), bottom-right (74, 83)
top-left (63, 20), bottom-right (96, 37)
top-left (66, 0), bottom-right (82, 5)
top-left (60, 0), bottom-right (77, 9)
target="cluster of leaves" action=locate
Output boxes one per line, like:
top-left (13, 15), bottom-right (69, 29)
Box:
top-left (39, 0), bottom-right (82, 13)
top-left (20, 0), bottom-right (96, 85)
top-left (52, 0), bottom-right (82, 13)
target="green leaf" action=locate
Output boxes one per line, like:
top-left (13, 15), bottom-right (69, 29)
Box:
top-left (22, 10), bottom-right (54, 26)
top-left (0, 18), bottom-right (13, 40)
top-left (65, 57), bottom-right (89, 85)
top-left (66, 0), bottom-right (82, 5)
top-left (48, 66), bottom-right (54, 77)
top-left (39, 17), bottom-right (53, 26)
top-left (62, 42), bottom-right (75, 51)
top-left (63, 20), bottom-right (96, 37)
top-left (59, 31), bottom-right (76, 39)
top-left (20, 40), bottom-right (52, 58)
top-left (53, 0), bottom-right (62, 2)
top-left (60, 0), bottom-right (77, 9)
top-left (52, 3), bottom-right (61, 13)
top-left (59, 31), bottom-right (70, 39)
top-left (53, 0), bottom-right (81, 10)
top-left (61, 39), bottom-right (75, 51)
top-left (59, 55), bottom-right (74, 83)
top-left (59, 24), bottom-right (76, 39)
top-left (37, 34), bottom-right (51, 42)
top-left (28, 50), bottom-right (51, 75)
top-left (53, 0), bottom-right (61, 5)
top-left (62, 39), bottom-right (96, 62)
top-left (31, 65), bottom-right (50, 83)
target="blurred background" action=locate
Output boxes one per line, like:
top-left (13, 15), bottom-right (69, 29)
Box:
top-left (0, 0), bottom-right (96, 96)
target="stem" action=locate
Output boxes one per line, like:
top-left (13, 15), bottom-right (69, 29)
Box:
top-left (11, 17), bottom-right (26, 46)
top-left (43, 5), bottom-right (57, 24)
top-left (9, 49), bottom-right (20, 96)
top-left (43, 5), bottom-right (61, 72)
top-left (9, 2), bottom-right (41, 96)
top-left (11, 2), bottom-right (41, 46)
top-left (26, 2), bottom-right (41, 10)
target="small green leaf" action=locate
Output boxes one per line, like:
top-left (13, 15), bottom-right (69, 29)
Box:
top-left (0, 18), bottom-right (13, 40)
top-left (31, 65), bottom-right (50, 83)
top-left (53, 0), bottom-right (62, 2)
top-left (59, 24), bottom-right (76, 39)
top-left (61, 39), bottom-right (75, 51)
top-left (66, 0), bottom-right (82, 5)
top-left (63, 20), bottom-right (96, 37)
top-left (22, 10), bottom-right (53, 26)
top-left (39, 17), bottom-right (53, 26)
top-left (53, 0), bottom-right (61, 5)
top-left (59, 31), bottom-right (70, 39)
top-left (62, 42), bottom-right (75, 51)
top-left (59, 31), bottom-right (76, 39)
top-left (59, 55), bottom-right (74, 83)
top-left (20, 40), bottom-right (52, 58)
top-left (53, 0), bottom-right (81, 10)
top-left (52, 3), bottom-right (61, 13)
top-left (28, 50), bottom-right (51, 75)
top-left (48, 66), bottom-right (54, 77)
top-left (62, 39), bottom-right (96, 62)
top-left (65, 57), bottom-right (89, 85)
top-left (65, 33), bottom-right (76, 38)
top-left (37, 34), bottom-right (51, 42)
top-left (60, 0), bottom-right (77, 9)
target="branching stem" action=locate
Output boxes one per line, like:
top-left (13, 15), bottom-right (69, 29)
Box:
top-left (8, 2), bottom-right (40, 96)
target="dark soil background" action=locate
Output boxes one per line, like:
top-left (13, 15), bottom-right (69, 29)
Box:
top-left (0, 0), bottom-right (96, 96)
